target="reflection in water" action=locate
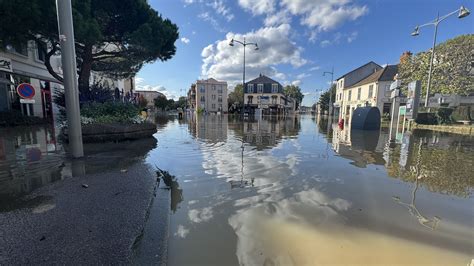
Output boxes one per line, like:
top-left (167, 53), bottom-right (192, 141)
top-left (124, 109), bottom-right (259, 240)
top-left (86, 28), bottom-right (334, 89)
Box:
top-left (146, 114), bottom-right (473, 265)
top-left (0, 124), bottom-right (157, 212)
top-left (0, 126), bottom-right (65, 198)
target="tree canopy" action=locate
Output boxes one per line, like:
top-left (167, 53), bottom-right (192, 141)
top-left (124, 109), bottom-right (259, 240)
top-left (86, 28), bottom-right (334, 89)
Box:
top-left (0, 0), bottom-right (179, 93)
top-left (283, 85), bottom-right (304, 109)
top-left (398, 34), bottom-right (473, 96)
top-left (228, 84), bottom-right (243, 109)
top-left (318, 84), bottom-right (336, 112)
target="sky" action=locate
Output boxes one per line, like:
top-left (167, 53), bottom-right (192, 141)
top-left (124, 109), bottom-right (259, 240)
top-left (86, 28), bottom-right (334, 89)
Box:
top-left (136, 0), bottom-right (473, 106)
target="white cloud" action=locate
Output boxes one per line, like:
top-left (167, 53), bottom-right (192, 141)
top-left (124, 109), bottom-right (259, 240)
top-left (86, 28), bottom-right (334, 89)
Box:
top-left (207, 0), bottom-right (235, 21)
top-left (320, 40), bottom-right (332, 48)
top-left (198, 12), bottom-right (226, 33)
top-left (263, 10), bottom-right (291, 26)
top-left (135, 76), bottom-right (179, 100)
top-left (309, 66), bottom-right (320, 71)
top-left (201, 24), bottom-right (308, 86)
top-left (238, 0), bottom-right (276, 15)
top-left (296, 73), bottom-right (310, 79)
top-left (291, 80), bottom-right (302, 86)
top-left (347, 31), bottom-right (358, 43)
top-left (281, 0), bottom-right (368, 31)
top-left (180, 37), bottom-right (190, 44)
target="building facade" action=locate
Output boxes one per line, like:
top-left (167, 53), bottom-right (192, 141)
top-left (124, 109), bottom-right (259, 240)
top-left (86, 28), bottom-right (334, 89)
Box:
top-left (334, 61), bottom-right (382, 120)
top-left (0, 41), bottom-right (63, 119)
top-left (195, 78), bottom-right (228, 113)
top-left (340, 65), bottom-right (398, 123)
top-left (187, 83), bottom-right (196, 111)
top-left (244, 74), bottom-right (295, 116)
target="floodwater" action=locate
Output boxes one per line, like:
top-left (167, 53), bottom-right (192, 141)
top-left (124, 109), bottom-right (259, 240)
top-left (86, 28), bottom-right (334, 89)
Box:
top-left (147, 114), bottom-right (473, 265)
top-left (1, 115), bottom-right (473, 265)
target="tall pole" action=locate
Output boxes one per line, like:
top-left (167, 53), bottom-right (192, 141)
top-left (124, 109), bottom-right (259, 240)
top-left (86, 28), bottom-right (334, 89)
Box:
top-left (424, 15), bottom-right (439, 108)
top-left (56, 0), bottom-right (83, 158)
top-left (329, 66), bottom-right (334, 116)
top-left (242, 38), bottom-right (246, 118)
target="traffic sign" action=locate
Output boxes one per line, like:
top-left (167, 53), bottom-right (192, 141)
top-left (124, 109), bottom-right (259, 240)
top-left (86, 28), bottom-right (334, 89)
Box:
top-left (17, 83), bottom-right (36, 99)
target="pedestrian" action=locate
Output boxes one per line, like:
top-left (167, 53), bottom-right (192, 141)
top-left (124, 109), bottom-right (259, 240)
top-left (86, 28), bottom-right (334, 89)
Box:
top-left (114, 87), bottom-right (120, 101)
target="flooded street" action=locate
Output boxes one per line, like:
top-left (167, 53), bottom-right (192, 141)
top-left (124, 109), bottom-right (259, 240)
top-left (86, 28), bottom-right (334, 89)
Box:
top-left (147, 114), bottom-right (473, 265)
top-left (1, 115), bottom-right (473, 265)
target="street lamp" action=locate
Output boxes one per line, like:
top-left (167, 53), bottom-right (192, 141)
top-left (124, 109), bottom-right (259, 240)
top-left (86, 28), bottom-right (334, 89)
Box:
top-left (229, 37), bottom-right (259, 117)
top-left (323, 67), bottom-right (334, 116)
top-left (411, 5), bottom-right (470, 107)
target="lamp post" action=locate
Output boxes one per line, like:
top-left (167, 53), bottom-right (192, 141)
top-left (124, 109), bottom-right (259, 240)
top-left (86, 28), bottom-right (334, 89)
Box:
top-left (229, 37), bottom-right (259, 117)
top-left (56, 0), bottom-right (83, 158)
top-left (411, 5), bottom-right (470, 107)
top-left (323, 67), bottom-right (334, 116)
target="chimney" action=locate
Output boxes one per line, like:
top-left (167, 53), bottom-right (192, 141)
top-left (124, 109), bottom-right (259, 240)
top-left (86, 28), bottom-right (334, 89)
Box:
top-left (259, 73), bottom-right (262, 77)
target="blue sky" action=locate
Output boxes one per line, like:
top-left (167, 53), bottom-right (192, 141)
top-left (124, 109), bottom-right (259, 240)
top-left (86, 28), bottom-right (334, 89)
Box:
top-left (136, 0), bottom-right (473, 106)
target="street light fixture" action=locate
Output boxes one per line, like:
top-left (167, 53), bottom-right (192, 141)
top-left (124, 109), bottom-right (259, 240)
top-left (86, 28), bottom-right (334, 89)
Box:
top-left (411, 5), bottom-right (470, 107)
top-left (228, 37), bottom-right (259, 117)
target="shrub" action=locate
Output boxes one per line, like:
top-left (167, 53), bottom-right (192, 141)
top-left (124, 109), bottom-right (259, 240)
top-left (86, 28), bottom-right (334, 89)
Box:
top-left (80, 102), bottom-right (140, 124)
top-left (415, 112), bottom-right (437, 125)
top-left (436, 107), bottom-right (454, 124)
top-left (451, 106), bottom-right (472, 122)
top-left (0, 111), bottom-right (47, 127)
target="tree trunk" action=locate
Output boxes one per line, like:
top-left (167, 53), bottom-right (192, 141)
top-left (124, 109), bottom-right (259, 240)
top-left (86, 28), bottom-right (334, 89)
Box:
top-left (78, 44), bottom-right (93, 94)
top-left (44, 43), bottom-right (64, 83)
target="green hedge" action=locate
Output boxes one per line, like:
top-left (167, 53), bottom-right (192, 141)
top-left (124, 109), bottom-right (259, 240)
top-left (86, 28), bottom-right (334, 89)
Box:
top-left (80, 102), bottom-right (140, 124)
top-left (0, 111), bottom-right (47, 127)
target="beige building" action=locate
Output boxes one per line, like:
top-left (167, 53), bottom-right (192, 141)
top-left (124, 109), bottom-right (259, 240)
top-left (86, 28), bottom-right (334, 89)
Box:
top-left (134, 90), bottom-right (165, 107)
top-left (340, 65), bottom-right (398, 123)
top-left (195, 78), bottom-right (228, 113)
top-left (334, 61), bottom-right (382, 119)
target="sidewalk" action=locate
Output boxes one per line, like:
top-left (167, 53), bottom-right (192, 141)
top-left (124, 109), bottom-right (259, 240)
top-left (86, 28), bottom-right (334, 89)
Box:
top-left (0, 161), bottom-right (169, 265)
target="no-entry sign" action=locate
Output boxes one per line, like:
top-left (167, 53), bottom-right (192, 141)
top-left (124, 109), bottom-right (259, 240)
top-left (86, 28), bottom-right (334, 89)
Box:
top-left (17, 83), bottom-right (35, 99)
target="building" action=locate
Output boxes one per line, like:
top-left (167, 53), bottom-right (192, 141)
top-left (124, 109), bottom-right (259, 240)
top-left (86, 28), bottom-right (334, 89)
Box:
top-left (244, 74), bottom-right (295, 116)
top-left (0, 41), bottom-right (63, 119)
top-left (187, 83), bottom-right (196, 111)
top-left (334, 61), bottom-right (382, 119)
top-left (133, 90), bottom-right (166, 108)
top-left (195, 78), bottom-right (228, 113)
top-left (340, 65), bottom-right (398, 123)
top-left (0, 40), bottom-right (135, 119)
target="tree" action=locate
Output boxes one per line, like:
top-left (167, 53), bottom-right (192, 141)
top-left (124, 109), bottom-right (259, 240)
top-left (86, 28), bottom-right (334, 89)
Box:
top-left (283, 85), bottom-right (304, 109)
top-left (318, 84), bottom-right (336, 112)
top-left (398, 34), bottom-right (474, 96)
top-left (228, 84), bottom-right (243, 110)
top-left (0, 0), bottom-right (179, 93)
top-left (176, 96), bottom-right (187, 109)
top-left (154, 95), bottom-right (168, 111)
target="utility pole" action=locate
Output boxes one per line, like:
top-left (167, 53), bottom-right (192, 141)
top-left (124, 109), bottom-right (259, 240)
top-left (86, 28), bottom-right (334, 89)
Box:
top-left (323, 67), bottom-right (334, 116)
top-left (56, 0), bottom-right (83, 158)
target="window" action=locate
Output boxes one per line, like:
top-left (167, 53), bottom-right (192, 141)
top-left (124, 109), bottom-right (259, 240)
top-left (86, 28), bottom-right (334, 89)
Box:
top-left (257, 84), bottom-right (264, 93)
top-left (212, 85), bottom-right (216, 91)
top-left (271, 84), bottom-right (278, 93)
top-left (348, 90), bottom-right (352, 101)
top-left (368, 85), bottom-right (374, 98)
top-left (36, 41), bottom-right (46, 62)
top-left (212, 104), bottom-right (215, 109)
top-left (339, 93), bottom-right (342, 101)
top-left (357, 88), bottom-right (361, 100)
top-left (271, 95), bottom-right (277, 104)
top-left (7, 42), bottom-right (28, 57)
top-left (217, 86), bottom-right (223, 93)
top-left (200, 95), bottom-right (205, 102)
top-left (247, 96), bottom-right (253, 104)
top-left (212, 94), bottom-right (216, 100)
top-left (247, 84), bottom-right (254, 93)
top-left (200, 86), bottom-right (205, 93)
top-left (218, 96), bottom-right (222, 102)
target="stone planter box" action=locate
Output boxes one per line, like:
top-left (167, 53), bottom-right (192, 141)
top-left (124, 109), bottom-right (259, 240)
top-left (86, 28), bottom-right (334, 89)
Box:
top-left (63, 123), bottom-right (157, 143)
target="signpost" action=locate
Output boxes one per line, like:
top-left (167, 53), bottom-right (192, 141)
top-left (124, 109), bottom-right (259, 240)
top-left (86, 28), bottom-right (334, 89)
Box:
top-left (16, 83), bottom-right (36, 99)
top-left (389, 80), bottom-right (401, 141)
top-left (406, 80), bottom-right (421, 120)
